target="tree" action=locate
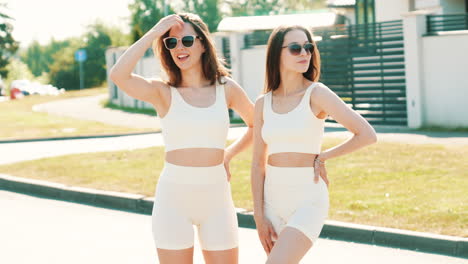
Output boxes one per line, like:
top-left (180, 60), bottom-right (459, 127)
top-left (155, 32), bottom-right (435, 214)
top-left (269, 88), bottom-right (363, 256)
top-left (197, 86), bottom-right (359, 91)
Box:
top-left (283, 0), bottom-right (326, 11)
top-left (48, 22), bottom-right (116, 90)
top-left (0, 2), bottom-right (19, 78)
top-left (103, 24), bottom-right (132, 47)
top-left (225, 0), bottom-right (327, 16)
top-left (48, 39), bottom-right (82, 89)
top-left (82, 22), bottom-right (112, 88)
top-left (181, 0), bottom-right (222, 33)
top-left (226, 0), bottom-right (283, 16)
top-left (21, 40), bottom-right (49, 77)
top-left (20, 39), bottom-right (70, 77)
top-left (27, 21), bottom-right (124, 90)
top-left (21, 22), bottom-right (129, 79)
top-left (5, 58), bottom-right (34, 85)
top-left (129, 0), bottom-right (171, 42)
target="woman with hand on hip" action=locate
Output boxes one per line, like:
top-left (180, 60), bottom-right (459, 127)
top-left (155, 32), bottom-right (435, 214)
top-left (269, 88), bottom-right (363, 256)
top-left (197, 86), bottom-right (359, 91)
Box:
top-left (251, 25), bottom-right (377, 264)
top-left (110, 13), bottom-right (254, 264)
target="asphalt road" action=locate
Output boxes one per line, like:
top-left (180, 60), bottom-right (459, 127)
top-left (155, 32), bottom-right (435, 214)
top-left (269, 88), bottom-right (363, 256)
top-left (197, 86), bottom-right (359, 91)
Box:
top-left (1, 190), bottom-right (466, 264)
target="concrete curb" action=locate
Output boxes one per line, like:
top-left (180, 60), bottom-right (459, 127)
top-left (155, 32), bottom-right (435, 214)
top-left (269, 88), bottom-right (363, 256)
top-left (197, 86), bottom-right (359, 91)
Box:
top-left (0, 124), bottom-right (248, 144)
top-left (3, 123), bottom-right (467, 144)
top-left (1, 173), bottom-right (466, 259)
top-left (0, 131), bottom-right (160, 144)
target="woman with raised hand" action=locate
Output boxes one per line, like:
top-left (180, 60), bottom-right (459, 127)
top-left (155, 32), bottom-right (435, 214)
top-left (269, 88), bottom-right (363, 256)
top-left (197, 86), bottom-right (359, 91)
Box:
top-left (251, 25), bottom-right (377, 264)
top-left (110, 13), bottom-right (253, 264)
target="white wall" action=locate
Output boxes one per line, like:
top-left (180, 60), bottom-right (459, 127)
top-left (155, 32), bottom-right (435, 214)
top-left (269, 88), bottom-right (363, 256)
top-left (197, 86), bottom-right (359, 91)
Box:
top-left (375, 0), bottom-right (410, 21)
top-left (440, 0), bottom-right (466, 13)
top-left (415, 0), bottom-right (441, 10)
top-left (345, 9), bottom-right (356, 24)
top-left (105, 48), bottom-right (162, 110)
top-left (239, 46), bottom-right (267, 102)
top-left (414, 0), bottom-right (465, 14)
top-left (421, 32), bottom-right (468, 127)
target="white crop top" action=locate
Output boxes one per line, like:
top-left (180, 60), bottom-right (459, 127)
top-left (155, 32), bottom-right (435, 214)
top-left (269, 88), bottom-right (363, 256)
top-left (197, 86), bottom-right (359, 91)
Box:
top-left (160, 83), bottom-right (229, 152)
top-left (261, 82), bottom-right (325, 155)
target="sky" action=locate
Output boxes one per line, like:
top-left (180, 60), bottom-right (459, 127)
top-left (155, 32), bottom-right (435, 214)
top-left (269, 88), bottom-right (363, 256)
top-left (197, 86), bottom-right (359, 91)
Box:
top-left (5, 0), bottom-right (134, 47)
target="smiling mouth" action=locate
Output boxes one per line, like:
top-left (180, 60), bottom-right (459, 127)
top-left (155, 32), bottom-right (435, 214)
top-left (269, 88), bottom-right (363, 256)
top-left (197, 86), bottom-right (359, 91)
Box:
top-left (177, 54), bottom-right (190, 62)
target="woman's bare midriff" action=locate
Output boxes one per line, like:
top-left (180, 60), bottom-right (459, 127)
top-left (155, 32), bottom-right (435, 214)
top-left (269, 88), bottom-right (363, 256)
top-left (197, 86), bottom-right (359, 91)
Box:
top-left (165, 148), bottom-right (225, 167)
top-left (267, 152), bottom-right (318, 167)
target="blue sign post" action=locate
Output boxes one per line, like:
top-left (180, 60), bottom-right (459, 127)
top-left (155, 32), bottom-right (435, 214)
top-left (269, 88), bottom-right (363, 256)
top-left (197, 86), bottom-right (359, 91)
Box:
top-left (75, 49), bottom-right (87, 90)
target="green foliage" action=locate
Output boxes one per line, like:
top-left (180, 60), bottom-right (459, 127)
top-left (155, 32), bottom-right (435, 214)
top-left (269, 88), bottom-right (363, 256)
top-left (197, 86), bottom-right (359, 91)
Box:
top-left (181, 0), bottom-right (222, 32)
top-left (283, 0), bottom-right (327, 11)
top-left (228, 0), bottom-right (283, 16)
top-left (45, 22), bottom-right (125, 90)
top-left (4, 58), bottom-right (34, 90)
top-left (129, 0), bottom-right (171, 42)
top-left (48, 40), bottom-right (82, 89)
top-left (0, 2), bottom-right (19, 78)
top-left (21, 22), bottom-right (130, 81)
top-left (105, 25), bottom-right (132, 47)
top-left (82, 23), bottom-right (112, 89)
top-left (226, 0), bottom-right (327, 16)
top-left (20, 39), bottom-right (69, 77)
top-left (20, 41), bottom-right (45, 76)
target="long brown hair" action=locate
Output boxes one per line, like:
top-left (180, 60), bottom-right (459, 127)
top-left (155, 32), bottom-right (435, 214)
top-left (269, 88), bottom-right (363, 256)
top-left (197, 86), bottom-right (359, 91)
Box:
top-left (264, 25), bottom-right (321, 93)
top-left (155, 13), bottom-right (229, 87)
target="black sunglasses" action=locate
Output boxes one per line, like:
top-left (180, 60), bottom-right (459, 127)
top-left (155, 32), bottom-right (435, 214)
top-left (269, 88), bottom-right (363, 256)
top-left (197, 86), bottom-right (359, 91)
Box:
top-left (163, 35), bottom-right (202, 50)
top-left (282, 42), bottom-right (315, 56)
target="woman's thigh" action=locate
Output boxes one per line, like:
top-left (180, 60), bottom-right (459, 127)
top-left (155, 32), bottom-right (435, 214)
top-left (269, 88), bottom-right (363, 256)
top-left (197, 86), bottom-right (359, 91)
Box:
top-left (202, 247), bottom-right (238, 264)
top-left (266, 227), bottom-right (312, 264)
top-left (157, 247), bottom-right (194, 264)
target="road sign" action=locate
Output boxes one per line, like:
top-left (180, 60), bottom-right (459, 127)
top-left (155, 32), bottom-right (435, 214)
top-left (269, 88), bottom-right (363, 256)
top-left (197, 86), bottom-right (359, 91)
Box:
top-left (75, 49), bottom-right (87, 62)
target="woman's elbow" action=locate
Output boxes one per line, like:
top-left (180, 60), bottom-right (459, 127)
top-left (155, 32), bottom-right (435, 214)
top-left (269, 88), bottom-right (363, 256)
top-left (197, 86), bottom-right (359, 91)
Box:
top-left (364, 126), bottom-right (378, 145)
top-left (354, 125), bottom-right (377, 146)
top-left (109, 67), bottom-right (120, 84)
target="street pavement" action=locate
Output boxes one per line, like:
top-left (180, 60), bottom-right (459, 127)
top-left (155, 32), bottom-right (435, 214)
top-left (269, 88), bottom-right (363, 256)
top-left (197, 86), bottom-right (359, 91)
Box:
top-left (0, 127), bottom-right (246, 165)
top-left (1, 190), bottom-right (466, 264)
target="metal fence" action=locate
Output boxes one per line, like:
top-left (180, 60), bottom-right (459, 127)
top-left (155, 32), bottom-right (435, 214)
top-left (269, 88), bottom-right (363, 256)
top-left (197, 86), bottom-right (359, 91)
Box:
top-left (315, 20), bottom-right (407, 126)
top-left (427, 13), bottom-right (468, 35)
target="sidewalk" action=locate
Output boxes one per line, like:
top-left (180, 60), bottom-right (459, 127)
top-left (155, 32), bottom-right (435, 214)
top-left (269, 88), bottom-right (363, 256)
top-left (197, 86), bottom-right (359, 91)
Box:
top-left (0, 127), bottom-right (245, 165)
top-left (31, 94), bottom-right (468, 145)
top-left (33, 94), bottom-right (160, 129)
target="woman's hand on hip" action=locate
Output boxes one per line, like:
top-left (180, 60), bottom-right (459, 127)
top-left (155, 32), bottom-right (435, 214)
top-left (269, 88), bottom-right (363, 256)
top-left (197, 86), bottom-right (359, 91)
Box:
top-left (223, 158), bottom-right (232, 182)
top-left (314, 155), bottom-right (329, 187)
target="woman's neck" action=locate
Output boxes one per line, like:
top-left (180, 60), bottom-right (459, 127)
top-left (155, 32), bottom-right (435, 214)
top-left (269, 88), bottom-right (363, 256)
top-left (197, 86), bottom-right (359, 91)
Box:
top-left (276, 70), bottom-right (306, 96)
top-left (179, 63), bottom-right (210, 88)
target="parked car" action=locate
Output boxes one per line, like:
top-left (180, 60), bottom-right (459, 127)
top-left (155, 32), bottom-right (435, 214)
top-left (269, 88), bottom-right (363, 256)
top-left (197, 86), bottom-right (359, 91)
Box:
top-left (0, 76), bottom-right (5, 96)
top-left (9, 80), bottom-right (65, 99)
top-left (9, 80), bottom-right (30, 99)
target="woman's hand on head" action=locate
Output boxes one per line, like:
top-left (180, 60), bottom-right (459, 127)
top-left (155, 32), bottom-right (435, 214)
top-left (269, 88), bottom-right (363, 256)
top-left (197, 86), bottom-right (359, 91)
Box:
top-left (150, 15), bottom-right (185, 38)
